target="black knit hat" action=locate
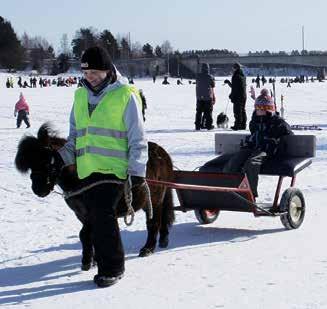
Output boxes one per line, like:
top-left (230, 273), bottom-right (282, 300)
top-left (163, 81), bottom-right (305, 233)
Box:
top-left (232, 62), bottom-right (242, 70)
top-left (81, 46), bottom-right (112, 70)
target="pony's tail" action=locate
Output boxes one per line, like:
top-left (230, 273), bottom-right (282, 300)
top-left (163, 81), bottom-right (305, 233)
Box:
top-left (161, 188), bottom-right (175, 227)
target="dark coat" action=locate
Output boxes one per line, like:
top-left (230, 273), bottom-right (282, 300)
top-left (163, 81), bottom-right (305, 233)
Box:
top-left (229, 68), bottom-right (247, 103)
top-left (245, 112), bottom-right (293, 156)
top-left (196, 63), bottom-right (215, 101)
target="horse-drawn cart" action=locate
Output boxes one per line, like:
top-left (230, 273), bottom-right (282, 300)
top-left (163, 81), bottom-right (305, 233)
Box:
top-left (147, 133), bottom-right (316, 230)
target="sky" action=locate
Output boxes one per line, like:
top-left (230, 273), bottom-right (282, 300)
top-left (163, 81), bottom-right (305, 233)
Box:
top-left (1, 0), bottom-right (327, 55)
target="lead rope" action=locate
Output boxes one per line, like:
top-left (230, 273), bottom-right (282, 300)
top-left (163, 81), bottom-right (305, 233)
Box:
top-left (123, 176), bottom-right (153, 226)
top-left (62, 180), bottom-right (124, 200)
top-left (124, 176), bottom-right (135, 226)
top-left (144, 181), bottom-right (153, 221)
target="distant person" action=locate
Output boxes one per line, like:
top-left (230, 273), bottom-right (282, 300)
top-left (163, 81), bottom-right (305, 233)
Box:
top-left (162, 76), bottom-right (170, 85)
top-left (14, 92), bottom-right (30, 128)
top-left (224, 62), bottom-right (247, 130)
top-left (9, 77), bottom-right (14, 88)
top-left (255, 75), bottom-right (260, 88)
top-left (261, 75), bottom-right (267, 86)
top-left (32, 77), bottom-right (37, 88)
top-left (139, 89), bottom-right (147, 121)
top-left (23, 81), bottom-right (31, 88)
top-left (152, 75), bottom-right (156, 83)
top-left (195, 63), bottom-right (216, 130)
top-left (6, 78), bottom-right (10, 88)
top-left (17, 76), bottom-right (23, 88)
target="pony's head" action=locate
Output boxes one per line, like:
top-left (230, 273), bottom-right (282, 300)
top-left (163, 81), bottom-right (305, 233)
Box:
top-left (15, 123), bottom-right (65, 197)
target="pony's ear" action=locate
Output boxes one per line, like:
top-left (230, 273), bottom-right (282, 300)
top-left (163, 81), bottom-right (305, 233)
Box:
top-left (37, 122), bottom-right (57, 146)
top-left (37, 122), bottom-right (64, 150)
top-left (15, 136), bottom-right (39, 173)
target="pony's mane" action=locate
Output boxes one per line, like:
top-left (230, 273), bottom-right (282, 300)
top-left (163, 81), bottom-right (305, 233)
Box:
top-left (38, 122), bottom-right (66, 146)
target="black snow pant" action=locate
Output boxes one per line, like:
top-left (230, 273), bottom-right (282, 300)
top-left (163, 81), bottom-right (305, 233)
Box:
top-left (16, 110), bottom-right (30, 128)
top-left (232, 100), bottom-right (247, 129)
top-left (222, 149), bottom-right (267, 197)
top-left (195, 100), bottom-right (213, 129)
top-left (82, 181), bottom-right (125, 277)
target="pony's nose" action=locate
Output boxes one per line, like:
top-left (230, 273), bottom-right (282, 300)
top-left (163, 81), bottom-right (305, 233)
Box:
top-left (32, 183), bottom-right (50, 197)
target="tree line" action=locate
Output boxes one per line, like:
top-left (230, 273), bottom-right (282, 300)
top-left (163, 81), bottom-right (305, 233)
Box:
top-left (1, 15), bottom-right (327, 74)
top-left (0, 16), bottom-right (176, 73)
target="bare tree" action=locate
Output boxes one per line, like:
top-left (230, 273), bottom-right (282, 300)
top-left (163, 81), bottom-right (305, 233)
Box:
top-left (60, 33), bottom-right (71, 56)
top-left (131, 41), bottom-right (143, 58)
top-left (161, 40), bottom-right (173, 55)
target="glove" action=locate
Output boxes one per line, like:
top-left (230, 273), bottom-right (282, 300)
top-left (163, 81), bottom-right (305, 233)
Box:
top-left (224, 79), bottom-right (229, 84)
top-left (242, 135), bottom-right (254, 149)
top-left (130, 175), bottom-right (145, 188)
top-left (263, 138), bottom-right (279, 156)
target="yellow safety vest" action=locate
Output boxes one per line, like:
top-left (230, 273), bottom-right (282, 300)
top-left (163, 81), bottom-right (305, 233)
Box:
top-left (74, 85), bottom-right (141, 179)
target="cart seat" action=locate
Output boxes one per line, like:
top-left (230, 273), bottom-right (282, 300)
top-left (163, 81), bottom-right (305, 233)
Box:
top-left (204, 133), bottom-right (317, 177)
top-left (260, 156), bottom-right (312, 176)
top-left (200, 154), bottom-right (312, 177)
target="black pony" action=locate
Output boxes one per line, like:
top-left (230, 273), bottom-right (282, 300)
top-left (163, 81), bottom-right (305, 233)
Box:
top-left (15, 123), bottom-right (175, 269)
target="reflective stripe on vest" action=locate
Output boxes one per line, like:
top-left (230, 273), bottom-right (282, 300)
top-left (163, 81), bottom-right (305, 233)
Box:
top-left (74, 85), bottom-right (142, 179)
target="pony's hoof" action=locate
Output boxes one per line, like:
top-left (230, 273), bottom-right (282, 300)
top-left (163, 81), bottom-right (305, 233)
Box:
top-left (138, 248), bottom-right (154, 257)
top-left (81, 263), bottom-right (92, 271)
top-left (159, 237), bottom-right (169, 248)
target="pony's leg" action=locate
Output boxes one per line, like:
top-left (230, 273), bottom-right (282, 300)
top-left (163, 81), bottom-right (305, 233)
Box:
top-left (159, 188), bottom-right (174, 248)
top-left (79, 223), bottom-right (94, 271)
top-left (139, 206), bottom-right (161, 257)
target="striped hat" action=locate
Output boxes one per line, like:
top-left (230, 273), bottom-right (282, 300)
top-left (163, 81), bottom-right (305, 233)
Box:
top-left (254, 88), bottom-right (275, 112)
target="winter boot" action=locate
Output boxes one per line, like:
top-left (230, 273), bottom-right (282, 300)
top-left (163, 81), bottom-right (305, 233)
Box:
top-left (93, 273), bottom-right (124, 288)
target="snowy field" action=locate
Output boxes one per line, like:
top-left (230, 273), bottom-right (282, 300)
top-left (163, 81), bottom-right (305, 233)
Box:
top-left (0, 74), bottom-right (327, 309)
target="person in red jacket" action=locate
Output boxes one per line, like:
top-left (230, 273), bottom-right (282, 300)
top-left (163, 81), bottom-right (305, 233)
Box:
top-left (14, 92), bottom-right (30, 128)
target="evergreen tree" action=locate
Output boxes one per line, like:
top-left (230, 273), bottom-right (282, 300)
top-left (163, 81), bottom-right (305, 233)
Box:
top-left (57, 53), bottom-right (70, 73)
top-left (72, 28), bottom-right (98, 58)
top-left (99, 30), bottom-right (119, 60)
top-left (120, 38), bottom-right (131, 59)
top-left (142, 43), bottom-right (154, 57)
top-left (0, 16), bottom-right (24, 70)
top-left (155, 45), bottom-right (163, 58)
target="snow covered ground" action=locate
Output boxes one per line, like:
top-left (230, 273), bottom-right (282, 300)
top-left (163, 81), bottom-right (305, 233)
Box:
top-left (0, 74), bottom-right (327, 309)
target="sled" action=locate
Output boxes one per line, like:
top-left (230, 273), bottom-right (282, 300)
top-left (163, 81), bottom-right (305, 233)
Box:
top-left (147, 134), bottom-right (316, 229)
top-left (291, 124), bottom-right (322, 131)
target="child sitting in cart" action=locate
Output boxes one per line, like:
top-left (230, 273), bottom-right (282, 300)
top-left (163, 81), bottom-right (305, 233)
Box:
top-left (205, 88), bottom-right (293, 198)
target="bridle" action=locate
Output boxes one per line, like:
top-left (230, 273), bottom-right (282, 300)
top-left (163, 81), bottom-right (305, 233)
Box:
top-left (30, 146), bottom-right (61, 195)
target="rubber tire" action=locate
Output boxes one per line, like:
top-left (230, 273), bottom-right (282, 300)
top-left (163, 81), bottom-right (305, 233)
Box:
top-left (194, 209), bottom-right (220, 224)
top-left (279, 188), bottom-right (305, 229)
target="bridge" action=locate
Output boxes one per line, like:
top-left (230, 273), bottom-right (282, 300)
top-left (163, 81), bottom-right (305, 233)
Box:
top-left (180, 54), bottom-right (327, 74)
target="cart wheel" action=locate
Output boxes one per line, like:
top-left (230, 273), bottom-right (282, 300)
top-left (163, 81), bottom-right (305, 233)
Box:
top-left (194, 209), bottom-right (220, 224)
top-left (279, 188), bottom-right (305, 229)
